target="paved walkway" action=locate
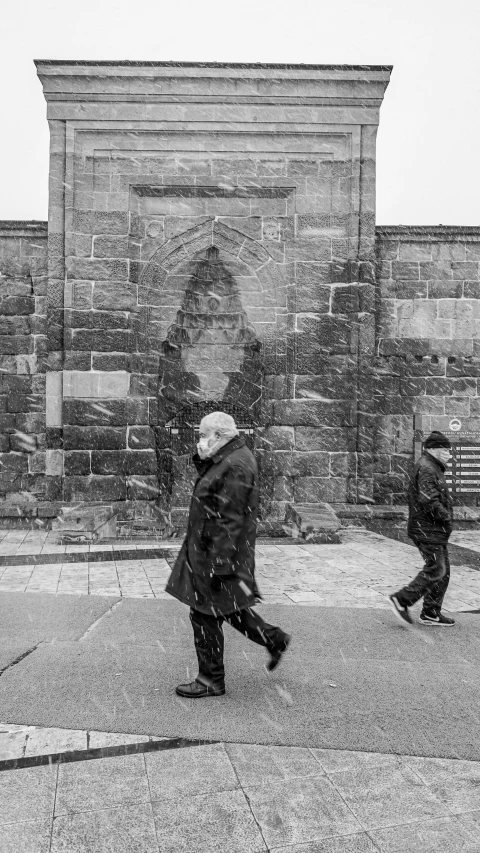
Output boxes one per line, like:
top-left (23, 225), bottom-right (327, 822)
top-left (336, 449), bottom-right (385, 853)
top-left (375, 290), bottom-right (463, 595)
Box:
top-left (1, 526), bottom-right (480, 851)
top-left (1, 527), bottom-right (480, 612)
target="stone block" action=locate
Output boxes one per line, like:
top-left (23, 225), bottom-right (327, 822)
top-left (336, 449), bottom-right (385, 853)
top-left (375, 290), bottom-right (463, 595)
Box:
top-left (395, 281), bottom-right (428, 300)
top-left (274, 400), bottom-right (352, 427)
top-left (413, 396), bottom-right (445, 415)
top-left (428, 280), bottom-right (463, 299)
top-left (331, 284), bottom-right (360, 314)
top-left (295, 426), bottom-right (356, 452)
top-left (63, 398), bottom-right (127, 426)
top-left (130, 374), bottom-right (158, 396)
top-left (444, 396), bottom-right (470, 416)
top-left (46, 427), bottom-right (63, 449)
top-left (64, 451), bottom-right (91, 475)
top-left (92, 354), bottom-right (130, 371)
top-left (295, 373), bottom-right (356, 399)
top-left (74, 211), bottom-right (129, 235)
top-left (392, 262), bottom-right (420, 280)
top-left (0, 453), bottom-right (28, 473)
top-left (128, 426), bottom-right (155, 449)
top-left (63, 370), bottom-right (130, 398)
top-left (63, 475), bottom-right (127, 502)
top-left (294, 477), bottom-right (347, 503)
top-left (0, 316), bottom-right (31, 335)
top-left (451, 261), bottom-right (479, 279)
top-left (73, 282), bottom-right (93, 310)
top-left (398, 242), bottom-right (432, 261)
top-left (70, 329), bottom-right (132, 352)
top-left (9, 431), bottom-right (37, 452)
top-left (63, 426), bottom-right (127, 450)
top-left (273, 475), bottom-right (294, 501)
top-left (7, 394), bottom-right (43, 413)
top-left (68, 310), bottom-right (129, 330)
top-left (256, 426), bottom-right (294, 451)
top-left (91, 450), bottom-right (156, 475)
top-left (64, 352), bottom-right (91, 370)
top-left (93, 282), bottom-right (136, 310)
top-left (463, 281), bottom-right (480, 298)
top-left (289, 451), bottom-right (330, 477)
top-left (45, 449), bottom-right (64, 475)
top-left (296, 315), bottom-right (352, 354)
top-left (373, 474), bottom-right (405, 503)
top-left (126, 475), bottom-right (160, 500)
top-left (0, 296), bottom-right (35, 315)
top-left (357, 453), bottom-right (374, 477)
top-left (418, 261), bottom-right (453, 280)
top-left (93, 236), bottom-right (129, 258)
top-left (286, 239), bottom-right (331, 263)
top-left (329, 452), bottom-right (355, 477)
top-left (67, 258), bottom-right (128, 281)
top-left (0, 336), bottom-right (33, 355)
top-left (127, 398), bottom-right (150, 424)
top-left (1, 375), bottom-right (33, 394)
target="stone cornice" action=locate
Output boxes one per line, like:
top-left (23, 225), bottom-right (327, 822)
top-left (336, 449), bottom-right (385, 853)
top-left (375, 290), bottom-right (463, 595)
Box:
top-left (0, 221), bottom-right (48, 237)
top-left (35, 60), bottom-right (392, 71)
top-left (376, 225), bottom-right (480, 241)
top-left (35, 61), bottom-right (391, 115)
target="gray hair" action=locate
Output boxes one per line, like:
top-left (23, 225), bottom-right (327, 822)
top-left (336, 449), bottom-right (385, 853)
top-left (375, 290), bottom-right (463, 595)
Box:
top-left (200, 411), bottom-right (239, 439)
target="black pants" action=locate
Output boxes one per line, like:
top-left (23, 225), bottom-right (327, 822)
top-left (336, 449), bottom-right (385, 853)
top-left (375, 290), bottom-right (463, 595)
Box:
top-left (395, 540), bottom-right (450, 614)
top-left (190, 606), bottom-right (288, 688)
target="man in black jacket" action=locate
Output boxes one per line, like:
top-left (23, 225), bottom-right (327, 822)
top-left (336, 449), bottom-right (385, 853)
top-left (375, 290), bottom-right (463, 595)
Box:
top-left (166, 411), bottom-right (291, 697)
top-left (389, 430), bottom-right (455, 626)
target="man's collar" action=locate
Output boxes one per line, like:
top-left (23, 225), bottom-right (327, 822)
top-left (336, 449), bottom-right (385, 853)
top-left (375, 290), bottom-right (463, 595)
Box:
top-left (211, 435), bottom-right (245, 463)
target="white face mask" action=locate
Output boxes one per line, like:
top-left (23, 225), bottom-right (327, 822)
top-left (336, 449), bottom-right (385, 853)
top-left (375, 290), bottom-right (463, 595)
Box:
top-left (197, 432), bottom-right (221, 460)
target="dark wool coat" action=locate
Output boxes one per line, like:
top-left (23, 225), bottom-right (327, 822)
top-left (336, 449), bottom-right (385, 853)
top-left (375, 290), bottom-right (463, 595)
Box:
top-left (407, 450), bottom-right (453, 544)
top-left (165, 436), bottom-right (261, 616)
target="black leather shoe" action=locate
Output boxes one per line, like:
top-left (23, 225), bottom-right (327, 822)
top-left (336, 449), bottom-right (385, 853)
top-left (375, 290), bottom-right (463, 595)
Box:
top-left (175, 679), bottom-right (225, 698)
top-left (267, 634), bottom-right (291, 672)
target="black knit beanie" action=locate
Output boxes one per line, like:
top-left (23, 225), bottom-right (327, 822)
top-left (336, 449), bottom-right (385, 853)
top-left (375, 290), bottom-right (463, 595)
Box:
top-left (424, 430), bottom-right (452, 450)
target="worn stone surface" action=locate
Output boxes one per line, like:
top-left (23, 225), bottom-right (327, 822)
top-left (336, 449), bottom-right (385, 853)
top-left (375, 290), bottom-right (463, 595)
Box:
top-left (376, 226), bottom-right (480, 504)
top-left (3, 66), bottom-right (480, 528)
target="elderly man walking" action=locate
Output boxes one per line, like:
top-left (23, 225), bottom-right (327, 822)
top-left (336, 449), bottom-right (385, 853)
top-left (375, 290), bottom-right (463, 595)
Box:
top-left (389, 430), bottom-right (455, 627)
top-left (166, 411), bottom-right (291, 697)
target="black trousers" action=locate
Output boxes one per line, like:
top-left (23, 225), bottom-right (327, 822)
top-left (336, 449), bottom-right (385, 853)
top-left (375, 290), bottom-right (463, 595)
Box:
top-left (395, 540), bottom-right (450, 614)
top-left (190, 606), bottom-right (288, 688)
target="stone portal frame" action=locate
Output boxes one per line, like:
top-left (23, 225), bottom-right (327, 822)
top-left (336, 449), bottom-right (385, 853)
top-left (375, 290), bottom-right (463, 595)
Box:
top-left (34, 61), bottom-right (391, 522)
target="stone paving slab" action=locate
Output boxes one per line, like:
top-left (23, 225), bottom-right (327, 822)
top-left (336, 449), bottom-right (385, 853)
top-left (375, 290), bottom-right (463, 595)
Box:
top-left (1, 527), bottom-right (480, 851)
top-left (1, 740), bottom-right (480, 852)
top-left (0, 529), bottom-right (479, 611)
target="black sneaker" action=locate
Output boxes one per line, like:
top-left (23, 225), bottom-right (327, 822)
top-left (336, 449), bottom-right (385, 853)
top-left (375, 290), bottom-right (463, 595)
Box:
top-left (419, 612), bottom-right (455, 626)
top-left (388, 594), bottom-right (413, 625)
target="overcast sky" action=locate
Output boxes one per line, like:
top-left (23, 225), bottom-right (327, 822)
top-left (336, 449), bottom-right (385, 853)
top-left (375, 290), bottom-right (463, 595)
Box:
top-left (1, 0), bottom-right (478, 225)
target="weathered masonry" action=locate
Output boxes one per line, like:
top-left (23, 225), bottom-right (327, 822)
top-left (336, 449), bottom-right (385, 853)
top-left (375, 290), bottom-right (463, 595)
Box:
top-left (1, 62), bottom-right (480, 533)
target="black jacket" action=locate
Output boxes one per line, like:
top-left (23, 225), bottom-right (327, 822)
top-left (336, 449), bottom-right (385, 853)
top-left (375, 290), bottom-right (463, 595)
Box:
top-left (165, 436), bottom-right (261, 616)
top-left (407, 450), bottom-right (453, 544)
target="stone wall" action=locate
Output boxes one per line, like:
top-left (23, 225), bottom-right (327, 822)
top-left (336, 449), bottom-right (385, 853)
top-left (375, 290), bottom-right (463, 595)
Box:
top-left (4, 63), bottom-right (479, 527)
top-left (375, 225), bottom-right (480, 503)
top-left (0, 222), bottom-right (52, 525)
top-left (32, 60), bottom-right (391, 530)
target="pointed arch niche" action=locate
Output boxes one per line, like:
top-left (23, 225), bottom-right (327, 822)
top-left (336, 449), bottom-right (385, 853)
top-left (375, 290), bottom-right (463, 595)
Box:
top-left (132, 220), bottom-right (288, 517)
